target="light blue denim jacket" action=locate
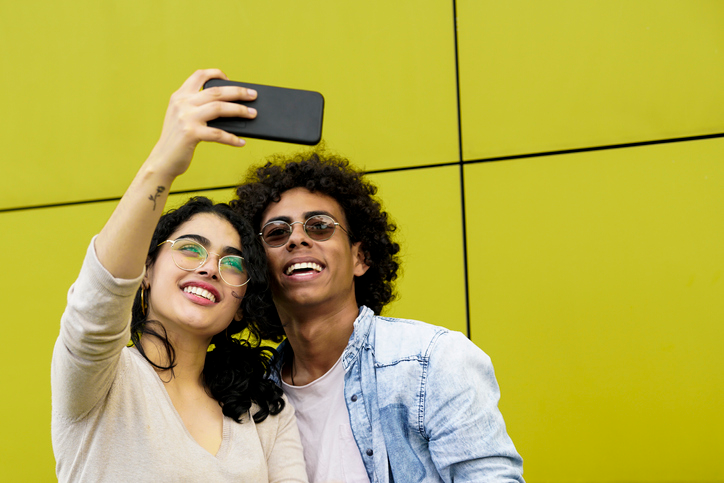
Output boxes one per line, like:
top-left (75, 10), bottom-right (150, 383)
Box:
top-left (276, 306), bottom-right (524, 483)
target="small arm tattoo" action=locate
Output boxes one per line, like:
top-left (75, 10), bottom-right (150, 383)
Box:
top-left (148, 186), bottom-right (165, 210)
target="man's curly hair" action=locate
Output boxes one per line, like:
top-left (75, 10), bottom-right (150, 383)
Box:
top-left (230, 150), bottom-right (400, 337)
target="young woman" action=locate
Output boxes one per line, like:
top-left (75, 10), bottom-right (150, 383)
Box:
top-left (51, 69), bottom-right (307, 482)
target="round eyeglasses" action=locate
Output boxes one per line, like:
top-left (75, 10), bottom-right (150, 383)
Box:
top-left (158, 238), bottom-right (250, 287)
top-left (259, 214), bottom-right (350, 248)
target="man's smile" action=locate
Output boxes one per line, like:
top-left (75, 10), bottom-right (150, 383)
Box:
top-left (285, 261), bottom-right (324, 276)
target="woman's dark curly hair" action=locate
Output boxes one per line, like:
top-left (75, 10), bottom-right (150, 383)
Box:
top-left (230, 150), bottom-right (400, 339)
top-left (130, 196), bottom-right (284, 424)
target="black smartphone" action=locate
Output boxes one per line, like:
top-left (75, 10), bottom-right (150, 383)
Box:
top-left (203, 79), bottom-right (324, 146)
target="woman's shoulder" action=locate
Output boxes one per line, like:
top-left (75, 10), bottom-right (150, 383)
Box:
top-left (240, 394), bottom-right (305, 476)
top-left (246, 393), bottom-right (297, 444)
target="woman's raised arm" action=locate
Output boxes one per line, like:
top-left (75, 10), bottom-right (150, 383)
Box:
top-left (95, 69), bottom-right (256, 279)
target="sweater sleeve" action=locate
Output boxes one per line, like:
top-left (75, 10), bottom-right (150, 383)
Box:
top-left (51, 236), bottom-right (145, 421)
top-left (264, 396), bottom-right (309, 483)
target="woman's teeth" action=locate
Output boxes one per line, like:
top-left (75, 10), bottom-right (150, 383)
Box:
top-left (286, 262), bottom-right (323, 275)
top-left (183, 286), bottom-right (216, 303)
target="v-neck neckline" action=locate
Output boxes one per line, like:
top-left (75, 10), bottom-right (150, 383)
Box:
top-left (129, 346), bottom-right (231, 458)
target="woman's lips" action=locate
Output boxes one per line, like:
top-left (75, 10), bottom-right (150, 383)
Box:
top-left (180, 281), bottom-right (220, 304)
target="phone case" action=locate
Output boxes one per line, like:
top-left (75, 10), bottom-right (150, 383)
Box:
top-left (203, 79), bottom-right (324, 145)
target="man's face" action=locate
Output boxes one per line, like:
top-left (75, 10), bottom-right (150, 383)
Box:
top-left (259, 187), bottom-right (369, 315)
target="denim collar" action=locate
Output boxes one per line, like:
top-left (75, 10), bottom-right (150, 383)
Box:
top-left (342, 305), bottom-right (374, 371)
top-left (272, 305), bottom-right (375, 381)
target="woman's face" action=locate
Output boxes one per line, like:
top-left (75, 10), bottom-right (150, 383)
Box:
top-left (144, 212), bottom-right (248, 342)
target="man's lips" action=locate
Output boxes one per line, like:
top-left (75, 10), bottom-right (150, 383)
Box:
top-left (180, 281), bottom-right (220, 304)
top-left (285, 261), bottom-right (323, 276)
top-left (283, 258), bottom-right (325, 277)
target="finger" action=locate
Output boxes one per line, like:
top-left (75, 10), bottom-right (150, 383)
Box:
top-left (200, 84), bottom-right (258, 104)
top-left (196, 125), bottom-right (246, 147)
top-left (179, 69), bottom-right (229, 93)
top-left (197, 100), bottom-right (258, 122)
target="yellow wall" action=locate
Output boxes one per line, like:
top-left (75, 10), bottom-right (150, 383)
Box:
top-left (1, 1), bottom-right (722, 481)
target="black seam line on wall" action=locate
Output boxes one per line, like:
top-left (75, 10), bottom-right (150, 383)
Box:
top-left (451, 0), bottom-right (472, 341)
top-left (462, 131), bottom-right (724, 166)
top-left (4, 130), bottom-right (724, 215)
top-left (0, 185), bottom-right (236, 214)
top-left (362, 130), bottom-right (724, 176)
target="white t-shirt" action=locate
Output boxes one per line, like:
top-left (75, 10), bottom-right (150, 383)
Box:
top-left (283, 355), bottom-right (370, 483)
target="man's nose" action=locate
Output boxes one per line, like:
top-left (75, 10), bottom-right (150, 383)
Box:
top-left (286, 221), bottom-right (311, 248)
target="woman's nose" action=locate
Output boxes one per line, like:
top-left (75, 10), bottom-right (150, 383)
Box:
top-left (196, 252), bottom-right (221, 279)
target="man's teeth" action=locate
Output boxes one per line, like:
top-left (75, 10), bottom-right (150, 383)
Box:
top-left (183, 286), bottom-right (216, 303)
top-left (286, 262), bottom-right (323, 275)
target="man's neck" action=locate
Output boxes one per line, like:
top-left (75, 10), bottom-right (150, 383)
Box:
top-left (279, 303), bottom-right (360, 386)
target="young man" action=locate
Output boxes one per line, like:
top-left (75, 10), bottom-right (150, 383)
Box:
top-left (232, 151), bottom-right (524, 483)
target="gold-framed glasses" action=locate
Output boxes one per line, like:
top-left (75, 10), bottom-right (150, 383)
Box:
top-left (259, 214), bottom-right (350, 248)
top-left (158, 238), bottom-right (249, 287)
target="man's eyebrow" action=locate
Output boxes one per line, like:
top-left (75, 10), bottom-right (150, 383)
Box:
top-left (176, 234), bottom-right (243, 256)
top-left (304, 210), bottom-right (335, 219)
top-left (264, 216), bottom-right (293, 224)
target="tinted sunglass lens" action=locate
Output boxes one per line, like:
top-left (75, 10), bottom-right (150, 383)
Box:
top-left (262, 223), bottom-right (292, 246)
top-left (305, 215), bottom-right (336, 240)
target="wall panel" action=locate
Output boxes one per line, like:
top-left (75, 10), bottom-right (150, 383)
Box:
top-left (370, 165), bottom-right (467, 334)
top-left (457, 1), bottom-right (724, 160)
top-left (0, 0), bottom-right (459, 212)
top-left (465, 138), bottom-right (724, 481)
top-left (1, 202), bottom-right (112, 480)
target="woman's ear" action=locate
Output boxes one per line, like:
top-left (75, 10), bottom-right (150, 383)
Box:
top-left (234, 307), bottom-right (243, 322)
top-left (142, 255), bottom-right (154, 287)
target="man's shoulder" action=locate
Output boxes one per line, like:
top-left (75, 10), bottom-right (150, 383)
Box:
top-left (366, 314), bottom-right (459, 363)
top-left (372, 314), bottom-right (449, 338)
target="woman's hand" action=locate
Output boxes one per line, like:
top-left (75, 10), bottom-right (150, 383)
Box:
top-left (147, 68), bottom-right (258, 179)
top-left (96, 69), bottom-right (254, 279)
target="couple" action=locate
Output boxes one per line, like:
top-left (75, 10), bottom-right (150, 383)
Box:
top-left (51, 69), bottom-right (524, 482)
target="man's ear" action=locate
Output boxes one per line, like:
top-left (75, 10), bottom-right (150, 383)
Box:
top-left (352, 242), bottom-right (370, 277)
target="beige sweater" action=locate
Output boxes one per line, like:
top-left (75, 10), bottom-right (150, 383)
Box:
top-left (51, 239), bottom-right (308, 482)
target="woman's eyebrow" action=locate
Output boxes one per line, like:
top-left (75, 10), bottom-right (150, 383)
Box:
top-left (224, 246), bottom-right (243, 257)
top-left (176, 234), bottom-right (211, 246)
top-left (177, 234), bottom-right (242, 256)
